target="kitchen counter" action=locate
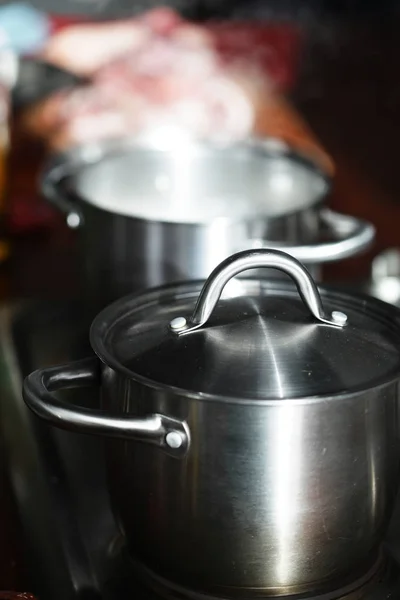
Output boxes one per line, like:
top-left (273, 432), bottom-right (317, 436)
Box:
top-left (1, 15), bottom-right (400, 593)
top-left (0, 447), bottom-right (29, 591)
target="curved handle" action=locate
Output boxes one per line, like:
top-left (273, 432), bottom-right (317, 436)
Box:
top-left (23, 356), bottom-right (189, 457)
top-left (170, 249), bottom-right (347, 335)
top-left (251, 209), bottom-right (375, 263)
top-left (41, 159), bottom-right (84, 229)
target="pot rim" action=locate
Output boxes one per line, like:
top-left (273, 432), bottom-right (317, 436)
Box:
top-left (41, 135), bottom-right (331, 224)
top-left (90, 278), bottom-right (400, 404)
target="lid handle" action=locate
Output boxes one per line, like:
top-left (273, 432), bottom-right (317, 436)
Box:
top-left (170, 249), bottom-right (347, 335)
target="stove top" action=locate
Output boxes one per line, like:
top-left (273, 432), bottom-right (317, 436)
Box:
top-left (0, 298), bottom-right (400, 600)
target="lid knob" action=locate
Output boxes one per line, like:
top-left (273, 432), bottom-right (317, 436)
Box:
top-left (170, 249), bottom-right (347, 335)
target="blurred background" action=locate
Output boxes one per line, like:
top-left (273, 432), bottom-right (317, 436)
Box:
top-left (3, 0), bottom-right (400, 296)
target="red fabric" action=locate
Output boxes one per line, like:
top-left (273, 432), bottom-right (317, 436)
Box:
top-left (208, 23), bottom-right (302, 91)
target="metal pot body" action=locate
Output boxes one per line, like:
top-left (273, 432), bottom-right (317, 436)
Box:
top-left (103, 370), bottom-right (400, 595)
top-left (74, 200), bottom-right (324, 308)
top-left (23, 354), bottom-right (400, 595)
top-left (25, 251), bottom-right (400, 596)
top-left (41, 139), bottom-right (375, 309)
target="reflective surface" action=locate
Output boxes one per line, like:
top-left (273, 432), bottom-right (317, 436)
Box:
top-left (41, 139), bottom-right (373, 309)
top-left (367, 249), bottom-right (400, 307)
top-left (93, 274), bottom-right (400, 400)
top-left (182, 249), bottom-right (342, 329)
top-left (0, 594), bottom-right (36, 599)
top-left (21, 261), bottom-right (400, 594)
top-left (23, 356), bottom-right (190, 457)
top-left (49, 139), bottom-right (329, 223)
top-left (24, 250), bottom-right (353, 460)
top-left (104, 372), bottom-right (400, 593)
top-left (3, 298), bottom-right (400, 599)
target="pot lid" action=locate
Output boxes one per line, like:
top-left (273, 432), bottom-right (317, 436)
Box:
top-left (91, 249), bottom-right (400, 401)
top-left (46, 137), bottom-right (329, 224)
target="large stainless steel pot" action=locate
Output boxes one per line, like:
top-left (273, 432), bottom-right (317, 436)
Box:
top-left (23, 249), bottom-right (400, 597)
top-left (41, 138), bottom-right (375, 308)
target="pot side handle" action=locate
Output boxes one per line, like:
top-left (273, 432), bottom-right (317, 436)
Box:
top-left (41, 160), bottom-right (84, 229)
top-left (22, 356), bottom-right (189, 457)
top-left (250, 209), bottom-right (375, 263)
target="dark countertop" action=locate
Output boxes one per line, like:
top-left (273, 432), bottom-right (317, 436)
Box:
top-left (0, 449), bottom-right (29, 591)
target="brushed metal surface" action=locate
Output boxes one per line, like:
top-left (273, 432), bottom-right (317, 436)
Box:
top-left (182, 248), bottom-right (341, 330)
top-left (57, 140), bottom-right (329, 222)
top-left (22, 250), bottom-right (400, 593)
top-left (41, 138), bottom-right (374, 308)
top-left (5, 297), bottom-right (400, 600)
top-left (23, 355), bottom-right (400, 594)
top-left (91, 257), bottom-right (400, 399)
top-left (103, 374), bottom-right (400, 594)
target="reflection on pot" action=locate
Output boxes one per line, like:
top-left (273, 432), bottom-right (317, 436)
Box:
top-left (369, 248), bottom-right (400, 306)
top-left (0, 593), bottom-right (36, 599)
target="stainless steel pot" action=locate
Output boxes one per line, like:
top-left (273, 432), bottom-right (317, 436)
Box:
top-left (23, 249), bottom-right (400, 597)
top-left (41, 138), bottom-right (375, 308)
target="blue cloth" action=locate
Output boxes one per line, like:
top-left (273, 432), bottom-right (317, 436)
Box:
top-left (0, 2), bottom-right (50, 53)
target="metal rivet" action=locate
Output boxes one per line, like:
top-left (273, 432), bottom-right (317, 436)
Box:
top-left (166, 431), bottom-right (184, 449)
top-left (67, 213), bottom-right (81, 229)
top-left (170, 317), bottom-right (187, 331)
top-left (331, 310), bottom-right (348, 326)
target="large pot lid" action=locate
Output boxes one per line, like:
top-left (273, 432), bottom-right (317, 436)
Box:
top-left (91, 249), bottom-right (400, 401)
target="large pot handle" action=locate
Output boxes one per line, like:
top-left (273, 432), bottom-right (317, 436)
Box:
top-left (251, 209), bottom-right (375, 263)
top-left (23, 356), bottom-right (190, 457)
top-left (170, 249), bottom-right (348, 335)
top-left (41, 160), bottom-right (84, 229)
